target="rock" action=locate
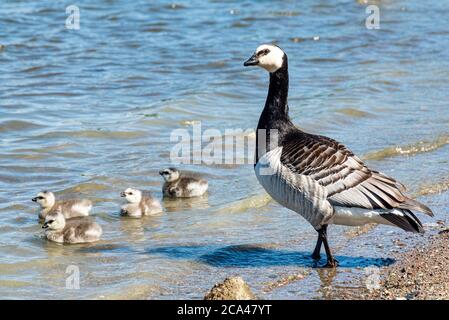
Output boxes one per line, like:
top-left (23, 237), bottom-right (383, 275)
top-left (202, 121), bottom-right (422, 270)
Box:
top-left (393, 239), bottom-right (406, 247)
top-left (204, 276), bottom-right (256, 300)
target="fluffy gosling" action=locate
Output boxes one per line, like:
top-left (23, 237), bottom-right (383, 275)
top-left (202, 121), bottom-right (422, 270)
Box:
top-left (32, 190), bottom-right (92, 220)
top-left (120, 188), bottom-right (163, 217)
top-left (159, 168), bottom-right (208, 198)
top-left (42, 209), bottom-right (102, 244)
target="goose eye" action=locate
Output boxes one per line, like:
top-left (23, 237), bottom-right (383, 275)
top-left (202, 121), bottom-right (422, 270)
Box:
top-left (129, 192), bottom-right (133, 195)
top-left (258, 49), bottom-right (270, 56)
top-left (47, 220), bottom-right (54, 224)
top-left (38, 197), bottom-right (44, 200)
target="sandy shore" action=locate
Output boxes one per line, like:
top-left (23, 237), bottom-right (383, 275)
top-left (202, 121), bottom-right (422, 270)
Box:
top-left (368, 230), bottom-right (449, 300)
top-left (332, 228), bottom-right (449, 300)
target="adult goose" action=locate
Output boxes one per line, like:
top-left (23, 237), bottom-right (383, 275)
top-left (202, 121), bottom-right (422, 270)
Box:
top-left (243, 44), bottom-right (433, 267)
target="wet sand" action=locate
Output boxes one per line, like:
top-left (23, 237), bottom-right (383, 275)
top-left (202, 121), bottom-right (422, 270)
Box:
top-left (367, 231), bottom-right (449, 300)
top-left (332, 229), bottom-right (449, 300)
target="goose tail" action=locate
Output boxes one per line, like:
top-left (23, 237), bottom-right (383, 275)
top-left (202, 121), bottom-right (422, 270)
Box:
top-left (398, 197), bottom-right (434, 217)
top-left (380, 209), bottom-right (424, 234)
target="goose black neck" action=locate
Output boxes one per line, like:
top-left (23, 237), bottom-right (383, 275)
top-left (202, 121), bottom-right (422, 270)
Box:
top-left (267, 65), bottom-right (289, 115)
top-left (257, 57), bottom-right (292, 132)
top-left (255, 56), bottom-right (294, 162)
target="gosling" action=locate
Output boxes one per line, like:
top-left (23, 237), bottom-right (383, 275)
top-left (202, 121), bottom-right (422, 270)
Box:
top-left (159, 168), bottom-right (208, 198)
top-left (120, 188), bottom-right (163, 217)
top-left (42, 209), bottom-right (102, 244)
top-left (32, 190), bottom-right (92, 220)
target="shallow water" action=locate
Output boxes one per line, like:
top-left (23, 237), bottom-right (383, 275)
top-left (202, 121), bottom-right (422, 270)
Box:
top-left (0, 0), bottom-right (448, 299)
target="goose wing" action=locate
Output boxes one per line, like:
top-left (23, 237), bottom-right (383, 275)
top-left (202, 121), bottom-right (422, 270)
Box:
top-left (280, 132), bottom-right (433, 216)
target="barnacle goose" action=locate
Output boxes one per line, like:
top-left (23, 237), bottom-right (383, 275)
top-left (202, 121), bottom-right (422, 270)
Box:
top-left (32, 190), bottom-right (92, 220)
top-left (159, 168), bottom-right (208, 198)
top-left (243, 44), bottom-right (433, 267)
top-left (120, 188), bottom-right (163, 217)
top-left (42, 208), bottom-right (102, 244)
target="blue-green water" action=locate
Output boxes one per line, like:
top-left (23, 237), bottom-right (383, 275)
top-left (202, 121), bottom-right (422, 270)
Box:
top-left (0, 0), bottom-right (448, 299)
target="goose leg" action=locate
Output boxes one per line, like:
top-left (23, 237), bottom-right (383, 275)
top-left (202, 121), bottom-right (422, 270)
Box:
top-left (319, 225), bottom-right (338, 268)
top-left (311, 234), bottom-right (322, 260)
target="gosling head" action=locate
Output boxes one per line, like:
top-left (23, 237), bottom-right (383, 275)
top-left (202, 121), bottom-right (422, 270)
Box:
top-left (32, 191), bottom-right (55, 209)
top-left (243, 44), bottom-right (286, 73)
top-left (120, 188), bottom-right (142, 204)
top-left (159, 167), bottom-right (180, 182)
top-left (42, 209), bottom-right (65, 231)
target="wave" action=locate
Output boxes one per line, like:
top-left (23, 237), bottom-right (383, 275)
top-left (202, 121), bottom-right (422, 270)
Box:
top-left (363, 134), bottom-right (449, 161)
top-left (32, 130), bottom-right (146, 140)
top-left (0, 120), bottom-right (43, 133)
top-left (62, 182), bottom-right (110, 193)
top-left (415, 178), bottom-right (449, 197)
top-left (216, 193), bottom-right (271, 214)
top-left (335, 108), bottom-right (374, 118)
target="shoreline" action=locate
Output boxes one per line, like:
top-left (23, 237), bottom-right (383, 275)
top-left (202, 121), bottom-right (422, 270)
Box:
top-left (331, 229), bottom-right (449, 300)
top-left (367, 230), bottom-right (449, 300)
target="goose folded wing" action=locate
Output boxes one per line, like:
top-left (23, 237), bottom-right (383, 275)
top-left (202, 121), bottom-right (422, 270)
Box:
top-left (280, 133), bottom-right (433, 216)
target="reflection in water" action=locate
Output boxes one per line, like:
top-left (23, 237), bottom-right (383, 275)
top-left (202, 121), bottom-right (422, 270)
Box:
top-left (40, 236), bottom-right (108, 258)
top-left (118, 215), bottom-right (163, 242)
top-left (162, 195), bottom-right (210, 212)
top-left (315, 268), bottom-right (338, 300)
top-left (119, 217), bottom-right (146, 242)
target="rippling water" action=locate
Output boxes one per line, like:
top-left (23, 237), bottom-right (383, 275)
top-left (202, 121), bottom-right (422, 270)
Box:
top-left (0, 0), bottom-right (448, 299)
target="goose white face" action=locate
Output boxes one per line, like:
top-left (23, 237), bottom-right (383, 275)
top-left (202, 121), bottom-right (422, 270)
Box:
top-left (32, 191), bottom-right (55, 208)
top-left (244, 44), bottom-right (285, 73)
top-left (43, 210), bottom-right (65, 230)
top-left (121, 188), bottom-right (142, 203)
top-left (159, 168), bottom-right (180, 182)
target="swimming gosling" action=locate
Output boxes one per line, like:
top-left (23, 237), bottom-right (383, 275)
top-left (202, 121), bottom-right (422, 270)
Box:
top-left (32, 190), bottom-right (92, 220)
top-left (159, 168), bottom-right (208, 198)
top-left (42, 209), bottom-right (102, 244)
top-left (120, 188), bottom-right (163, 217)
